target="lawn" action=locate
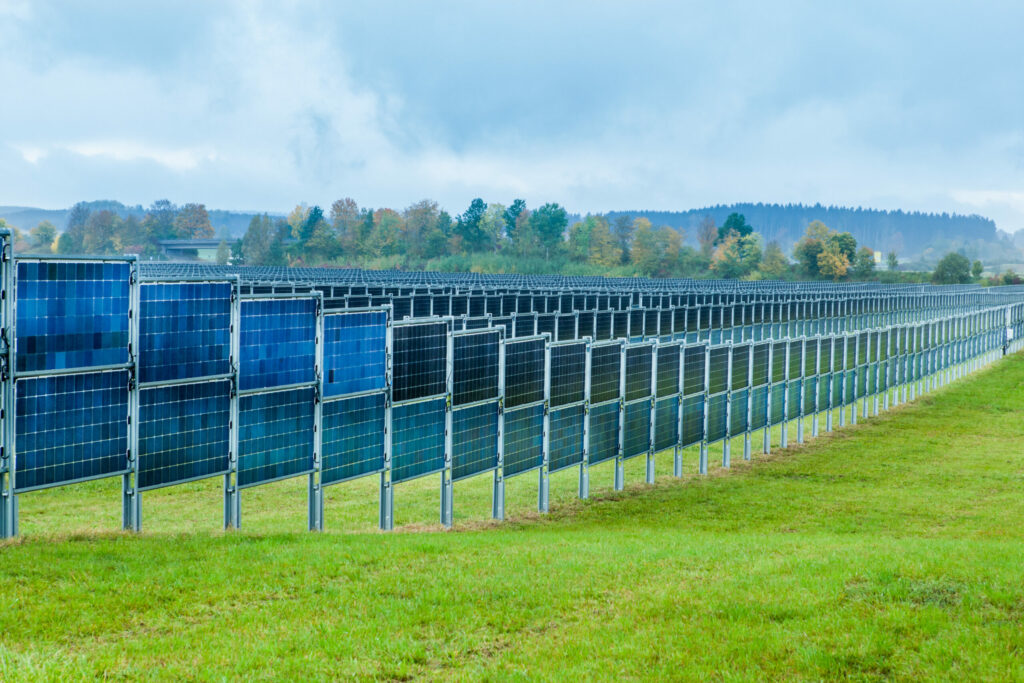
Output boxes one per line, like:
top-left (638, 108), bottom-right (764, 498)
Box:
top-left (2, 354), bottom-right (1022, 680)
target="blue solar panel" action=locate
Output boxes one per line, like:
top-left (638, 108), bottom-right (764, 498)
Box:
top-left (238, 387), bottom-right (315, 487)
top-left (393, 322), bottom-right (448, 403)
top-left (590, 343), bottom-right (621, 404)
top-left (239, 298), bottom-right (317, 391)
top-left (452, 402), bottom-right (499, 480)
top-left (624, 400), bottom-right (651, 458)
top-left (14, 370), bottom-right (129, 491)
top-left (681, 394), bottom-right (704, 446)
top-left (550, 343), bottom-right (585, 407)
top-left (323, 311), bottom-right (387, 398)
top-left (707, 393), bottom-right (728, 443)
top-left (750, 386), bottom-right (768, 429)
top-left (588, 401), bottom-right (619, 464)
top-left (787, 380), bottom-right (802, 419)
top-left (657, 345), bottom-right (680, 397)
top-left (453, 331), bottom-right (499, 406)
top-left (16, 261), bottom-right (130, 373)
top-left (731, 389), bottom-right (749, 434)
top-left (391, 398), bottom-right (446, 483)
top-left (138, 380), bottom-right (231, 489)
top-left (654, 396), bottom-right (678, 451)
top-left (504, 338), bottom-right (545, 408)
top-left (683, 345), bottom-right (706, 395)
top-left (139, 282), bottom-right (231, 384)
top-left (321, 393), bottom-right (385, 485)
top-left (548, 405), bottom-right (584, 472)
top-left (625, 345), bottom-right (653, 401)
top-left (503, 405), bottom-right (544, 477)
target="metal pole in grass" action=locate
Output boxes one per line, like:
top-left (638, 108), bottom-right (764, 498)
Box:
top-left (493, 335), bottom-right (507, 518)
top-left (674, 340), bottom-right (685, 477)
top-left (0, 233), bottom-right (13, 539)
top-left (614, 341), bottom-right (626, 490)
top-left (440, 326), bottom-right (454, 528)
top-left (122, 260), bottom-right (141, 532)
top-left (538, 339), bottom-right (551, 513)
top-left (224, 280), bottom-right (241, 530)
top-left (379, 312), bottom-right (394, 531)
top-left (308, 295), bottom-right (325, 532)
top-left (646, 340), bottom-right (657, 484)
top-left (578, 338), bottom-right (591, 499)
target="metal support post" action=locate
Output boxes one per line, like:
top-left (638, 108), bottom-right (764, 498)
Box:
top-left (122, 261), bottom-right (141, 532)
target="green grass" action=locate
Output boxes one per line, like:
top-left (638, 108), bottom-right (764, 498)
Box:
top-left (2, 354), bottom-right (1023, 680)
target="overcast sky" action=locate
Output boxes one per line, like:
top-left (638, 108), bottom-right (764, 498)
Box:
top-left (2, 0), bottom-right (1023, 231)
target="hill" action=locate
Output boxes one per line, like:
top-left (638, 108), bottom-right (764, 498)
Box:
top-left (2, 354), bottom-right (1023, 679)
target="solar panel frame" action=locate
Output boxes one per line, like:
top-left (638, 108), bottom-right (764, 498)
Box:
top-left (238, 295), bottom-right (319, 392)
top-left (503, 405), bottom-right (544, 477)
top-left (237, 386), bottom-right (316, 488)
top-left (322, 308), bottom-right (388, 399)
top-left (588, 401), bottom-right (620, 464)
top-left (452, 329), bottom-right (501, 406)
top-left (451, 401), bottom-right (499, 481)
top-left (392, 319), bottom-right (450, 403)
top-left (320, 392), bottom-right (386, 486)
top-left (548, 405), bottom-right (584, 472)
top-left (589, 341), bottom-right (623, 405)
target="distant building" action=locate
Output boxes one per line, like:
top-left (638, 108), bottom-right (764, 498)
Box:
top-left (158, 238), bottom-right (236, 262)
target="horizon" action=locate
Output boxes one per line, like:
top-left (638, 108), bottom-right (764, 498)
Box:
top-left (3, 2), bottom-right (1023, 232)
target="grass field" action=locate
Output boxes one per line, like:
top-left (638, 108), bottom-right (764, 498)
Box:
top-left (2, 353), bottom-right (1023, 680)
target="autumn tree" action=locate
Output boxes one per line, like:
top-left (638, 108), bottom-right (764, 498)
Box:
top-left (241, 214), bottom-right (274, 265)
top-left (611, 214), bottom-right (634, 263)
top-left (887, 251), bottom-right (899, 271)
top-left (30, 221), bottom-right (57, 251)
top-left (931, 252), bottom-right (971, 284)
top-left (711, 232), bottom-right (762, 279)
top-left (216, 240), bottom-right (230, 265)
top-left (567, 215), bottom-right (622, 267)
top-left (817, 241), bottom-right (851, 280)
top-left (530, 203), bottom-right (569, 257)
top-left (759, 240), bottom-right (789, 279)
top-left (631, 219), bottom-right (683, 277)
top-left (697, 216), bottom-right (717, 257)
top-left (717, 212), bottom-right (753, 242)
top-left (330, 197), bottom-right (362, 256)
top-left (454, 198), bottom-right (488, 252)
top-left (173, 203), bottom-right (213, 239)
top-left (851, 246), bottom-right (876, 279)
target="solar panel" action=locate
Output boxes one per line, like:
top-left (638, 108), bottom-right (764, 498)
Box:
top-left (391, 398), bottom-right (446, 483)
top-left (682, 345), bottom-right (706, 395)
top-left (750, 386), bottom-right (768, 430)
top-left (392, 322), bottom-right (448, 402)
top-left (708, 346), bottom-right (730, 395)
top-left (771, 382), bottom-right (786, 425)
top-left (588, 401), bottom-right (619, 464)
top-left (503, 405), bottom-right (544, 477)
top-left (504, 338), bottom-right (545, 408)
top-left (321, 392), bottom-right (386, 485)
top-left (16, 260), bottom-right (131, 373)
top-left (656, 344), bottom-right (680, 397)
top-left (452, 402), bottom-right (499, 480)
top-left (453, 331), bottom-right (500, 406)
top-left (139, 282), bottom-right (231, 384)
top-left (589, 343), bottom-right (621, 404)
top-left (237, 387), bottom-right (315, 487)
top-left (772, 341), bottom-right (787, 381)
top-left (625, 345), bottom-right (653, 401)
top-left (323, 311), bottom-right (387, 398)
top-left (549, 343), bottom-right (585, 407)
top-left (654, 397), bottom-right (679, 451)
top-left (138, 379), bottom-right (231, 489)
top-left (803, 377), bottom-right (818, 414)
top-left (707, 393), bottom-right (728, 443)
top-left (752, 342), bottom-right (770, 387)
top-left (239, 298), bottom-right (317, 391)
top-left (14, 370), bottom-right (129, 491)
top-left (731, 344), bottom-right (750, 390)
top-left (787, 380), bottom-right (802, 419)
top-left (787, 341), bottom-right (803, 379)
top-left (548, 405), bottom-right (584, 472)
top-left (730, 389), bottom-right (749, 434)
top-left (623, 400), bottom-right (651, 458)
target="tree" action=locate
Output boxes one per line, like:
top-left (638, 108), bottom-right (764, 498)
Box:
top-left (530, 203), bottom-right (568, 257)
top-left (30, 221), bottom-right (57, 251)
top-left (82, 210), bottom-right (123, 254)
top-left (611, 214), bottom-right (634, 262)
top-left (299, 206), bottom-right (325, 244)
top-left (503, 199), bottom-right (526, 245)
top-left (827, 231), bottom-right (857, 264)
top-left (216, 240), bottom-right (230, 265)
top-left (887, 251), bottom-right (899, 271)
top-left (697, 216), bottom-right (717, 257)
top-left (851, 246), bottom-right (876, 279)
top-left (759, 241), bottom-right (789, 279)
top-left (142, 199), bottom-right (178, 241)
top-left (454, 198), bottom-right (488, 252)
top-left (241, 214), bottom-right (274, 265)
top-left (330, 197), bottom-right (361, 256)
top-left (366, 208), bottom-right (404, 257)
top-left (792, 220), bottom-right (831, 278)
top-left (480, 203), bottom-right (506, 252)
top-left (567, 215), bottom-right (622, 267)
top-left (59, 202), bottom-right (91, 253)
top-left (971, 260), bottom-right (983, 279)
top-left (931, 252), bottom-right (971, 284)
top-left (287, 204), bottom-right (310, 240)
top-left (403, 199), bottom-right (443, 262)
top-left (631, 219), bottom-right (683, 277)
top-left (173, 203), bottom-right (213, 239)
top-left (711, 232), bottom-right (762, 279)
top-left (717, 212), bottom-right (753, 242)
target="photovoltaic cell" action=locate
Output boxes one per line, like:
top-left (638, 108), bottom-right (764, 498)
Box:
top-left (625, 345), bottom-right (653, 401)
top-left (138, 379), bottom-right (230, 489)
top-left (452, 402), bottom-right (499, 480)
top-left (681, 395), bottom-right (704, 446)
top-left (550, 343), bottom-right (585, 407)
top-left (752, 342), bottom-right (770, 386)
top-left (787, 341), bottom-right (803, 379)
top-left (391, 398), bottom-right (446, 483)
top-left (731, 344), bottom-right (750, 390)
top-left (772, 341), bottom-right (787, 381)
top-left (321, 393), bottom-right (385, 485)
top-left (708, 346), bottom-right (730, 395)
top-left (771, 382), bottom-right (786, 425)
top-left (707, 393), bottom-right (728, 443)
top-left (803, 377), bottom-right (818, 414)
top-left (657, 344), bottom-right (680, 397)
top-left (730, 389), bottom-right (749, 435)
top-left (453, 331), bottom-right (500, 406)
top-left (504, 338), bottom-right (545, 408)
top-left (588, 401), bottom-right (619, 464)
top-left (14, 370), bottom-right (129, 491)
top-left (654, 396), bottom-right (678, 451)
top-left (623, 400), bottom-right (651, 458)
top-left (323, 311), bottom-right (387, 398)
top-left (239, 298), bottom-right (317, 391)
top-left (787, 380), bottom-right (802, 419)
top-left (503, 405), bottom-right (543, 477)
top-left (16, 261), bottom-right (130, 373)
top-left (682, 345), bottom-right (706, 395)
top-left (589, 343), bottom-right (621, 404)
top-left (750, 386), bottom-right (768, 429)
top-left (392, 322), bottom-right (448, 403)
top-left (139, 282), bottom-right (231, 384)
top-left (817, 375), bottom-right (830, 411)
top-left (548, 405), bottom-right (584, 471)
top-left (238, 387), bottom-right (315, 487)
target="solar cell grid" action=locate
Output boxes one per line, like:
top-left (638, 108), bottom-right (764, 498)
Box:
top-left (391, 398), bottom-right (446, 483)
top-left (14, 369), bottom-right (129, 491)
top-left (549, 342), bottom-right (586, 407)
top-left (707, 393), bottom-right (728, 442)
top-left (708, 346), bottom-right (730, 395)
top-left (503, 405), bottom-right (544, 477)
top-left (752, 342), bottom-right (770, 386)
top-left (548, 405), bottom-right (584, 471)
top-left (625, 345), bottom-right (653, 401)
top-left (504, 338), bottom-right (545, 408)
top-left (453, 331), bottom-right (500, 405)
top-left (238, 387), bottom-right (315, 487)
top-left (654, 396), bottom-right (678, 451)
top-left (452, 402), bottom-right (499, 480)
top-left (139, 281), bottom-right (232, 384)
top-left (656, 344), bottom-right (680, 397)
top-left (392, 321), bottom-right (448, 403)
top-left (588, 401), bottom-right (619, 464)
top-left (321, 393), bottom-right (386, 485)
top-left (239, 297), bottom-right (317, 391)
top-left (731, 389), bottom-right (749, 434)
top-left (589, 343), bottom-right (621, 404)
top-left (16, 260), bottom-right (131, 373)
top-left (750, 386), bottom-right (768, 429)
top-left (623, 400), bottom-right (651, 457)
top-left (731, 344), bottom-right (750, 391)
top-left (323, 311), bottom-right (387, 398)
top-left (771, 382), bottom-right (787, 424)
top-left (682, 344), bottom-right (707, 395)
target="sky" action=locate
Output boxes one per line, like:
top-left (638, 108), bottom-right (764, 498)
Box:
top-left (2, 0), bottom-right (1024, 231)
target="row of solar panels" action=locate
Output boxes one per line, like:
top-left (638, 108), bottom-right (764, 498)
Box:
top-left (2, 253), bottom-right (1022, 537)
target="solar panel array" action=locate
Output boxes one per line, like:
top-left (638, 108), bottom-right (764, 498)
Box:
top-left (3, 247), bottom-right (1024, 538)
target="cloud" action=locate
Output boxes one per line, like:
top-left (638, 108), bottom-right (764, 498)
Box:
top-left (0, 1), bottom-right (1023, 231)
